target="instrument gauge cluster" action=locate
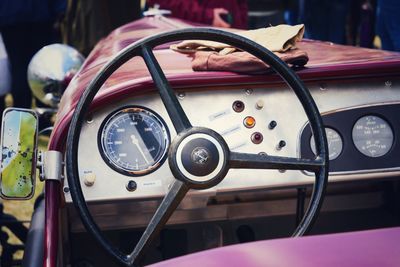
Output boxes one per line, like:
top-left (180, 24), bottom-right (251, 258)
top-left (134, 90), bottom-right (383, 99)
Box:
top-left (98, 106), bottom-right (170, 176)
top-left (95, 103), bottom-right (400, 176)
top-left (300, 104), bottom-right (400, 173)
top-left (352, 115), bottom-right (393, 157)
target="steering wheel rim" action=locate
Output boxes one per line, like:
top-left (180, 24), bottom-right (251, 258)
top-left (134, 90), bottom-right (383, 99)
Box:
top-left (66, 28), bottom-right (329, 267)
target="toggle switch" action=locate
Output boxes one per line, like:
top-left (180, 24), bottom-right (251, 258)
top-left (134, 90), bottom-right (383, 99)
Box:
top-left (276, 140), bottom-right (286, 150)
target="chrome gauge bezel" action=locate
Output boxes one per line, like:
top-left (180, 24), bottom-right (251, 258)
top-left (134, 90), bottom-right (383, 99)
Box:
top-left (98, 106), bottom-right (170, 176)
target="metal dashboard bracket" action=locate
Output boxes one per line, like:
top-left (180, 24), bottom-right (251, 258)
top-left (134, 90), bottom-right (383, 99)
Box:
top-left (38, 151), bottom-right (63, 181)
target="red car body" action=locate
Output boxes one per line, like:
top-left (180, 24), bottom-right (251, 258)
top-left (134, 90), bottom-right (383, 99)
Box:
top-left (43, 16), bottom-right (400, 267)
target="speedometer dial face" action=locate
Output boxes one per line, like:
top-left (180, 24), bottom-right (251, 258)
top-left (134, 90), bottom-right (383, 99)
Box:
top-left (310, 127), bottom-right (343, 160)
top-left (352, 115), bottom-right (393, 157)
top-left (99, 107), bottom-right (170, 176)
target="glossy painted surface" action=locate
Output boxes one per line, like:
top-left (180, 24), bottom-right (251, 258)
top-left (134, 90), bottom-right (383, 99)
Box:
top-left (49, 16), bottom-right (400, 151)
top-left (44, 181), bottom-right (60, 267)
top-left (148, 227), bottom-right (400, 267)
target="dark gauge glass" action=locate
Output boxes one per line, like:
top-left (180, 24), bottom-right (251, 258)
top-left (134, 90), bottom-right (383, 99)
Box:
top-left (99, 107), bottom-right (169, 176)
top-left (310, 127), bottom-right (343, 160)
top-left (352, 115), bottom-right (393, 158)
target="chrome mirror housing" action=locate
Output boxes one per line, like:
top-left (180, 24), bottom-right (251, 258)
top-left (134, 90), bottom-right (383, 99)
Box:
top-left (28, 44), bottom-right (85, 107)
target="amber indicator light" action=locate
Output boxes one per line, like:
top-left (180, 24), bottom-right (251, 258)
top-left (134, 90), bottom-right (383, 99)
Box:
top-left (243, 116), bottom-right (256, 128)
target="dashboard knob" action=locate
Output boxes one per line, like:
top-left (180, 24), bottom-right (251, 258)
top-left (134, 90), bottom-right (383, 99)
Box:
top-left (269, 120), bottom-right (277, 129)
top-left (276, 140), bottom-right (286, 150)
top-left (256, 99), bottom-right (264, 110)
top-left (126, 180), bottom-right (137, 192)
top-left (83, 173), bottom-right (96, 187)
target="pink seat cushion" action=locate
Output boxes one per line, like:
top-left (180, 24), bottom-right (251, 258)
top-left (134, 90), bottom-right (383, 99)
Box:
top-left (148, 227), bottom-right (400, 267)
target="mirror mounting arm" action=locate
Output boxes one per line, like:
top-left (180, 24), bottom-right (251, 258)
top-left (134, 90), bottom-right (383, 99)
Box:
top-left (38, 151), bottom-right (63, 182)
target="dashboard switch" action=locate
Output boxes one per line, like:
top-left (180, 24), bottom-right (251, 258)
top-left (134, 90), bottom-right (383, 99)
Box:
top-left (256, 99), bottom-right (264, 110)
top-left (126, 180), bottom-right (137, 192)
top-left (268, 120), bottom-right (277, 129)
top-left (83, 173), bottom-right (96, 187)
top-left (276, 140), bottom-right (286, 150)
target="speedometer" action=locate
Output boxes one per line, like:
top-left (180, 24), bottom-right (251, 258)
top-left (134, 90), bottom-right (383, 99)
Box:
top-left (352, 115), bottom-right (393, 157)
top-left (99, 107), bottom-right (170, 176)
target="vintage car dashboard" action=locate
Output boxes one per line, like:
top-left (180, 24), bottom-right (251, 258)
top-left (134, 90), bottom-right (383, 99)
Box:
top-left (64, 77), bottom-right (400, 205)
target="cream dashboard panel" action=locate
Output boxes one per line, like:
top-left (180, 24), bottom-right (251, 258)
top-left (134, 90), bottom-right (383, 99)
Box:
top-left (64, 79), bottom-right (400, 203)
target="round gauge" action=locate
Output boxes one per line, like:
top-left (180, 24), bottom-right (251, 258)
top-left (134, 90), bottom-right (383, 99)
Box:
top-left (310, 127), bottom-right (343, 160)
top-left (99, 107), bottom-right (170, 176)
top-left (352, 115), bottom-right (393, 157)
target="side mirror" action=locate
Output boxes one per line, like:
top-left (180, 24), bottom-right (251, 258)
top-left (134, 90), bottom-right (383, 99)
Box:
top-left (28, 44), bottom-right (85, 107)
top-left (0, 108), bottom-right (38, 199)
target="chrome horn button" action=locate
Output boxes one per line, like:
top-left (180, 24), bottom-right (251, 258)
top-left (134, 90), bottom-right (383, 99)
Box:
top-left (176, 133), bottom-right (224, 182)
top-left (169, 128), bottom-right (230, 188)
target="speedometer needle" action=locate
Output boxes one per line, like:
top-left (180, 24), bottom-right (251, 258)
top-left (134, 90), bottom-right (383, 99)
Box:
top-left (130, 134), bottom-right (150, 164)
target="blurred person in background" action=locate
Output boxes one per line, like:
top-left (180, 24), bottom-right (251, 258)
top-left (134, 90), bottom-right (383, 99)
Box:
top-left (349, 0), bottom-right (376, 48)
top-left (147, 0), bottom-right (248, 29)
top-left (299, 0), bottom-right (350, 44)
top-left (63, 0), bottom-right (142, 56)
top-left (284, 0), bottom-right (299, 25)
top-left (0, 0), bottom-right (66, 109)
top-left (376, 0), bottom-right (400, 51)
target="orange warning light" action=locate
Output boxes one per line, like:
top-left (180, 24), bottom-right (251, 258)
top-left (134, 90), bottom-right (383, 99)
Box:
top-left (244, 116), bottom-right (256, 128)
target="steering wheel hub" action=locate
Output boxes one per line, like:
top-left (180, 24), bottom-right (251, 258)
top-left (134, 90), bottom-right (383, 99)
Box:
top-left (170, 129), bottom-right (229, 188)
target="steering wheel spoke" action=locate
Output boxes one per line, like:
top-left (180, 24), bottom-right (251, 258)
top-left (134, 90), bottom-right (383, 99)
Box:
top-left (141, 45), bottom-right (192, 133)
top-left (128, 180), bottom-right (189, 265)
top-left (229, 152), bottom-right (324, 173)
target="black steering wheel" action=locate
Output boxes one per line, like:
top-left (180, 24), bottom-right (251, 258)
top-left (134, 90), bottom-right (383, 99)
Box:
top-left (66, 28), bottom-right (329, 267)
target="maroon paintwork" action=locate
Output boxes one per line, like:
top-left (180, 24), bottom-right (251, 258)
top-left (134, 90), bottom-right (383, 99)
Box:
top-left (43, 181), bottom-right (60, 267)
top-left (44, 16), bottom-right (400, 267)
top-left (148, 227), bottom-right (400, 267)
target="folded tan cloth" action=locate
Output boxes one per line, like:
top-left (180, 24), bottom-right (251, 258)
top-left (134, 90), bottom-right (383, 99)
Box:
top-left (191, 49), bottom-right (308, 74)
top-left (171, 24), bottom-right (305, 55)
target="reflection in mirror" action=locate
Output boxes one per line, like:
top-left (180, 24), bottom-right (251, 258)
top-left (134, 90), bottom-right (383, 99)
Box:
top-left (0, 108), bottom-right (38, 199)
top-left (28, 44), bottom-right (85, 107)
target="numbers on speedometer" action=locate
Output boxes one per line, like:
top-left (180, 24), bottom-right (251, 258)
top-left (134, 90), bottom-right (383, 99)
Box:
top-left (352, 115), bottom-right (393, 158)
top-left (99, 107), bottom-right (170, 176)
